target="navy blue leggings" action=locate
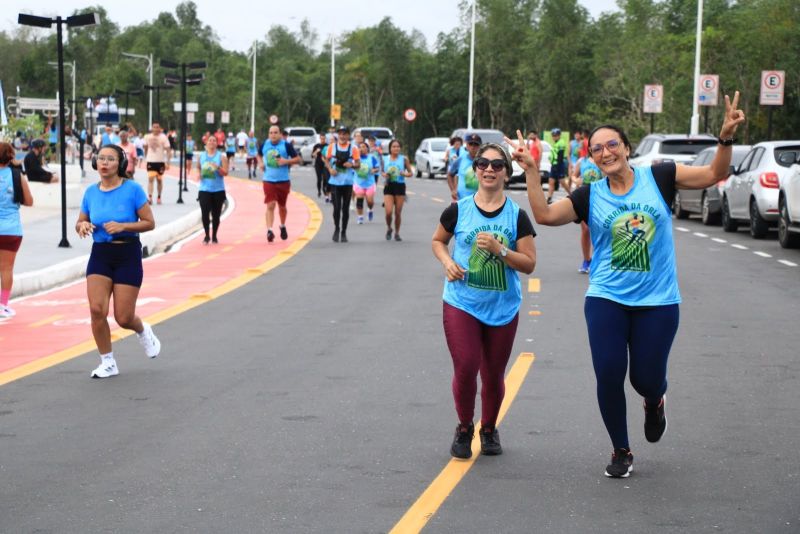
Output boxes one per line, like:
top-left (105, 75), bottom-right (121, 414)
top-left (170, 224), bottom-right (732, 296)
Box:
top-left (584, 297), bottom-right (679, 449)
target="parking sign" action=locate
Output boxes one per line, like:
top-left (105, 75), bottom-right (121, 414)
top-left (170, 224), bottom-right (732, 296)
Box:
top-left (760, 71), bottom-right (784, 106)
top-left (698, 75), bottom-right (719, 106)
top-left (643, 85), bottom-right (663, 113)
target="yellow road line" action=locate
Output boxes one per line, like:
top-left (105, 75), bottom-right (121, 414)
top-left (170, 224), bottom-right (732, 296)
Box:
top-left (528, 278), bottom-right (541, 293)
top-left (528, 310), bottom-right (542, 316)
top-left (389, 352), bottom-right (535, 534)
top-left (29, 314), bottom-right (63, 328)
top-left (0, 192), bottom-right (322, 388)
top-left (223, 246), bottom-right (233, 252)
top-left (431, 197), bottom-right (445, 203)
top-left (186, 261), bottom-right (201, 268)
top-left (206, 253), bottom-right (220, 259)
top-left (159, 271), bottom-right (177, 279)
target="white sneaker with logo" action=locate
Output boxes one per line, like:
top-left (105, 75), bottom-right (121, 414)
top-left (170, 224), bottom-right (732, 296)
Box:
top-left (0, 306), bottom-right (16, 318)
top-left (91, 358), bottom-right (119, 378)
top-left (137, 322), bottom-right (161, 358)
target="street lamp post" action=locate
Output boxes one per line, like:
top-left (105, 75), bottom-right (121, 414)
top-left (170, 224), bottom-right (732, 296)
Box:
top-left (330, 35), bottom-right (335, 129)
top-left (248, 41), bottom-right (257, 133)
top-left (122, 52), bottom-right (153, 128)
top-left (160, 59), bottom-right (206, 204)
top-left (115, 88), bottom-right (141, 124)
top-left (19, 11), bottom-right (99, 248)
top-left (143, 84), bottom-right (172, 124)
top-left (48, 60), bottom-right (75, 129)
top-left (690, 0), bottom-right (704, 136)
top-left (467, 0), bottom-right (476, 130)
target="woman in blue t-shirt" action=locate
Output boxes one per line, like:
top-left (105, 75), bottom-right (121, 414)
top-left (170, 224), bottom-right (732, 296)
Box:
top-left (382, 139), bottom-right (413, 241)
top-left (76, 144), bottom-right (161, 379)
top-left (0, 142), bottom-right (33, 319)
top-left (196, 135), bottom-right (228, 244)
top-left (511, 92), bottom-right (746, 478)
top-left (432, 143), bottom-right (537, 459)
top-left (353, 141), bottom-right (379, 225)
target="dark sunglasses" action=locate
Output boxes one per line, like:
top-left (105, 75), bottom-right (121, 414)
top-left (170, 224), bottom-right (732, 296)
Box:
top-left (474, 158), bottom-right (506, 172)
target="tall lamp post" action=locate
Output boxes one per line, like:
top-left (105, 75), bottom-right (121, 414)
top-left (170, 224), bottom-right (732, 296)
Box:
top-left (115, 88), bottom-right (141, 124)
top-left (247, 41), bottom-right (257, 134)
top-left (143, 84), bottom-right (172, 124)
top-left (122, 52), bottom-right (153, 128)
top-left (19, 11), bottom-right (99, 248)
top-left (467, 0), bottom-right (476, 130)
top-left (48, 60), bottom-right (75, 129)
top-left (160, 59), bottom-right (206, 204)
top-left (690, 0), bottom-right (704, 135)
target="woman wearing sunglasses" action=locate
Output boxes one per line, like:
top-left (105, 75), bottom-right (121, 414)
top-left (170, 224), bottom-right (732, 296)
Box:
top-left (76, 145), bottom-right (161, 379)
top-left (432, 143), bottom-right (537, 459)
top-left (508, 92), bottom-right (745, 478)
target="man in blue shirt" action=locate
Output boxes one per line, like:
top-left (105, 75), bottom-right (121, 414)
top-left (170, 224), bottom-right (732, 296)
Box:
top-left (257, 125), bottom-right (300, 242)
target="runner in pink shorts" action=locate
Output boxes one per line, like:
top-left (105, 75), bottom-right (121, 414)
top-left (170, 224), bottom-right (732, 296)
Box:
top-left (353, 141), bottom-right (379, 224)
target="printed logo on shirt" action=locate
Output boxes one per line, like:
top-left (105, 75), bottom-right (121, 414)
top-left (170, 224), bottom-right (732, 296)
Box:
top-left (201, 162), bottom-right (217, 180)
top-left (356, 162), bottom-right (370, 179)
top-left (386, 165), bottom-right (400, 181)
top-left (464, 167), bottom-right (478, 191)
top-left (610, 211), bottom-right (656, 272)
top-left (266, 149), bottom-right (279, 168)
top-left (582, 167), bottom-right (602, 184)
top-left (464, 228), bottom-right (511, 291)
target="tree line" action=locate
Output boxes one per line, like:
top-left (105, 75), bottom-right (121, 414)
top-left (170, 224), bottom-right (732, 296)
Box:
top-left (1, 0), bottom-right (798, 148)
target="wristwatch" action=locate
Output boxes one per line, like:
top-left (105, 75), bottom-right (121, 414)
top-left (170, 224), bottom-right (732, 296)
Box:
top-left (718, 137), bottom-right (736, 146)
top-left (499, 245), bottom-right (508, 258)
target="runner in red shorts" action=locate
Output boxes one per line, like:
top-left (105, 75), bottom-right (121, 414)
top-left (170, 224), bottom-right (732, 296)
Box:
top-left (257, 125), bottom-right (300, 242)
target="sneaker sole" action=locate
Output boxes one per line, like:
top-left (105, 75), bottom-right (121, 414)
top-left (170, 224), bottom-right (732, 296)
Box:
top-left (450, 448), bottom-right (472, 459)
top-left (645, 416), bottom-right (668, 443)
top-left (480, 448), bottom-right (503, 456)
top-left (604, 466), bottom-right (633, 478)
top-left (148, 335), bottom-right (161, 358)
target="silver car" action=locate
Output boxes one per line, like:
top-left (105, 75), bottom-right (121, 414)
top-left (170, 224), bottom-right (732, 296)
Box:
top-left (414, 137), bottom-right (449, 179)
top-left (721, 141), bottom-right (800, 238)
top-left (778, 160), bottom-right (800, 248)
top-left (285, 126), bottom-right (318, 164)
top-left (630, 133), bottom-right (717, 167)
top-left (673, 145), bottom-right (751, 225)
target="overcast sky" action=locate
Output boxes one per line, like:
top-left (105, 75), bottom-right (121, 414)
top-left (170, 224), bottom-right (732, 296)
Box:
top-left (5, 0), bottom-right (620, 53)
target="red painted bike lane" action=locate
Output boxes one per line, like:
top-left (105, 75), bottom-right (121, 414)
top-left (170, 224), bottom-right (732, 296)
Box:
top-left (0, 175), bottom-right (321, 383)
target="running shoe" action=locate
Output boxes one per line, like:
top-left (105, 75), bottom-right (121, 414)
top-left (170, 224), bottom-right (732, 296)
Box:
top-left (368, 210), bottom-right (373, 222)
top-left (148, 195), bottom-right (153, 205)
top-left (385, 229), bottom-right (392, 241)
top-left (341, 232), bottom-right (348, 243)
top-left (644, 395), bottom-right (668, 443)
top-left (394, 234), bottom-right (402, 242)
top-left (0, 305), bottom-right (16, 318)
top-left (357, 215), bottom-right (364, 225)
top-left (280, 226), bottom-right (288, 240)
top-left (332, 229), bottom-right (340, 242)
top-left (203, 236), bottom-right (210, 245)
top-left (267, 229), bottom-right (275, 242)
top-left (91, 358), bottom-right (119, 378)
top-left (604, 448), bottom-right (633, 478)
top-left (578, 260), bottom-right (590, 274)
top-left (137, 322), bottom-right (161, 358)
top-left (211, 237), bottom-right (219, 244)
top-left (450, 422), bottom-right (474, 459)
top-left (479, 426), bottom-right (502, 455)
top-left (546, 197), bottom-right (553, 205)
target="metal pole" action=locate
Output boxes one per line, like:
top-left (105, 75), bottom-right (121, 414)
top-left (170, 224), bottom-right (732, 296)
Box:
top-left (71, 61), bottom-right (76, 130)
top-left (650, 113), bottom-right (654, 134)
top-left (767, 107), bottom-right (774, 140)
top-left (250, 41), bottom-right (256, 133)
top-left (56, 18), bottom-right (70, 247)
top-left (703, 106), bottom-right (709, 133)
top-left (124, 92), bottom-right (130, 123)
top-left (467, 0), bottom-right (476, 130)
top-left (156, 87), bottom-right (161, 123)
top-left (690, 0), bottom-right (703, 135)
top-left (148, 53), bottom-right (153, 128)
top-left (330, 35), bottom-right (335, 128)
top-left (178, 63), bottom-right (186, 204)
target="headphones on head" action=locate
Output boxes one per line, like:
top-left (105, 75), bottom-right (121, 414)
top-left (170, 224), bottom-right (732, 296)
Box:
top-left (92, 144), bottom-right (128, 178)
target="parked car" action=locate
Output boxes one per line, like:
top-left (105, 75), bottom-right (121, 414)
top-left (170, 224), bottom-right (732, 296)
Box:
top-left (629, 133), bottom-right (717, 167)
top-left (450, 128), bottom-right (550, 185)
top-left (284, 126), bottom-right (318, 164)
top-left (673, 145), bottom-right (751, 225)
top-left (414, 137), bottom-right (449, 178)
top-left (778, 160), bottom-right (800, 248)
top-left (721, 141), bottom-right (800, 238)
top-left (353, 127), bottom-right (394, 152)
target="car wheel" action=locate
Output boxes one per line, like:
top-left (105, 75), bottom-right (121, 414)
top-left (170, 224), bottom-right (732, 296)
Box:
top-left (673, 191), bottom-right (690, 219)
top-left (415, 165), bottom-right (421, 178)
top-left (427, 163), bottom-right (435, 179)
top-left (721, 196), bottom-right (738, 232)
top-left (778, 199), bottom-right (800, 248)
top-left (749, 198), bottom-right (770, 239)
top-left (701, 192), bottom-right (720, 225)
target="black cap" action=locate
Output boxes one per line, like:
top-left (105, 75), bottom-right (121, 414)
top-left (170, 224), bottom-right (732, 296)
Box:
top-left (465, 133), bottom-right (482, 145)
top-left (337, 125), bottom-right (350, 133)
top-left (31, 139), bottom-right (46, 149)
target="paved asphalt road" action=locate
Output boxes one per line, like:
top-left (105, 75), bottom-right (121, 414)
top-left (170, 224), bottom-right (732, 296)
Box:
top-left (1, 165), bottom-right (798, 533)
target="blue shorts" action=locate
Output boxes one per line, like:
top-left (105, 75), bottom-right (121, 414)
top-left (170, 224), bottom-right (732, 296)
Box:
top-left (86, 241), bottom-right (144, 287)
top-left (550, 162), bottom-right (567, 179)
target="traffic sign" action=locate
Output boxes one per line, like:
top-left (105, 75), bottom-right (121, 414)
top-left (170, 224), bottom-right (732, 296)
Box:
top-left (643, 85), bottom-right (663, 114)
top-left (269, 114), bottom-right (279, 124)
top-left (173, 102), bottom-right (199, 112)
top-left (221, 111), bottom-right (230, 124)
top-left (698, 74), bottom-right (719, 106)
top-left (187, 112), bottom-right (195, 124)
top-left (330, 105), bottom-right (341, 120)
top-left (760, 70), bottom-right (785, 106)
top-left (404, 108), bottom-right (417, 122)
top-left (206, 111), bottom-right (215, 124)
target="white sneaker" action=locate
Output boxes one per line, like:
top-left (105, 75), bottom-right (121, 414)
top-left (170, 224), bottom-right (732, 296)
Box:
top-left (137, 322), bottom-right (161, 358)
top-left (357, 216), bottom-right (364, 225)
top-left (0, 306), bottom-right (16, 318)
top-left (91, 358), bottom-right (119, 378)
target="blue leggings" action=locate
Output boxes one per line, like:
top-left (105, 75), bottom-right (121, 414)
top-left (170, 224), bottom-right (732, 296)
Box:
top-left (584, 297), bottom-right (679, 449)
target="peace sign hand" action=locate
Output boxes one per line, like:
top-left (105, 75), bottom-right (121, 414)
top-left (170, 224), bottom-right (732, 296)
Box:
top-left (720, 91), bottom-right (746, 139)
top-left (504, 129), bottom-right (539, 173)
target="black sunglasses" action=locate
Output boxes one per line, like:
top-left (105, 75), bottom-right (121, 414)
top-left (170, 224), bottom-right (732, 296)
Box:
top-left (474, 157), bottom-right (506, 172)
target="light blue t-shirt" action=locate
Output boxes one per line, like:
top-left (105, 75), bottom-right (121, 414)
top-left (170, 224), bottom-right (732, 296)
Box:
top-left (383, 154), bottom-right (406, 185)
top-left (185, 139), bottom-right (195, 155)
top-left (225, 137), bottom-right (236, 153)
top-left (0, 167), bottom-right (22, 236)
top-left (327, 143), bottom-right (357, 187)
top-left (442, 196), bottom-right (522, 326)
top-left (48, 127), bottom-right (58, 145)
top-left (80, 179), bottom-right (149, 243)
top-left (199, 151), bottom-right (226, 193)
top-left (579, 157), bottom-right (602, 184)
top-left (455, 153), bottom-right (477, 199)
top-left (585, 166), bottom-right (681, 306)
top-left (246, 137), bottom-right (259, 157)
top-left (261, 140), bottom-right (293, 183)
top-left (355, 154), bottom-right (378, 188)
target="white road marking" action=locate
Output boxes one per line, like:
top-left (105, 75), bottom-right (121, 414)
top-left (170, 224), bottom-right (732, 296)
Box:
top-left (676, 227), bottom-right (689, 232)
top-left (731, 244), bottom-right (748, 250)
top-left (778, 260), bottom-right (798, 267)
top-left (711, 238), bottom-right (727, 243)
top-left (753, 251), bottom-right (772, 258)
top-left (693, 232), bottom-right (708, 238)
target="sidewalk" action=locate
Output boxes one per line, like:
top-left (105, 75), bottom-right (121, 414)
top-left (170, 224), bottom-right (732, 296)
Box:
top-left (13, 165), bottom-right (202, 297)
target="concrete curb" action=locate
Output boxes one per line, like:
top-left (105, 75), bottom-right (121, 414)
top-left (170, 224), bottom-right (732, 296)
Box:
top-left (12, 206), bottom-right (202, 298)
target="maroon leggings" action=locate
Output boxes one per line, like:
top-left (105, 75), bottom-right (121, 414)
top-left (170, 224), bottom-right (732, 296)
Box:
top-left (443, 302), bottom-right (519, 427)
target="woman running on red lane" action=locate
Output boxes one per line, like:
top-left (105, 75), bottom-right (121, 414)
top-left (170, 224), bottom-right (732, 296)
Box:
top-left (511, 92), bottom-right (745, 478)
top-left (0, 142), bottom-right (33, 319)
top-left (196, 135), bottom-right (229, 244)
top-left (76, 145), bottom-right (161, 378)
top-left (432, 143), bottom-right (537, 459)
top-left (382, 139), bottom-right (413, 241)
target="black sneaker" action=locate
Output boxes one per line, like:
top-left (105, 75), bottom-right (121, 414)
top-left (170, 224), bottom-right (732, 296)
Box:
top-left (479, 426), bottom-right (502, 456)
top-left (394, 234), bottom-right (402, 242)
top-left (604, 448), bottom-right (633, 478)
top-left (450, 423), bottom-right (474, 459)
top-left (267, 229), bottom-right (275, 242)
top-left (332, 229), bottom-right (340, 242)
top-left (340, 232), bottom-right (348, 243)
top-left (385, 229), bottom-right (392, 241)
top-left (211, 237), bottom-right (218, 244)
top-left (280, 226), bottom-right (288, 240)
top-left (644, 395), bottom-right (667, 443)
top-left (203, 236), bottom-right (210, 245)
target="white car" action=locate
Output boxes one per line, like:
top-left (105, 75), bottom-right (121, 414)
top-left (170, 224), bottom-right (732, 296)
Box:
top-left (778, 160), bottom-right (800, 248)
top-left (285, 126), bottom-right (317, 164)
top-left (721, 140), bottom-right (800, 238)
top-left (353, 127), bottom-right (394, 152)
top-left (629, 133), bottom-right (717, 167)
top-left (450, 128), bottom-right (549, 186)
top-left (414, 137), bottom-right (449, 178)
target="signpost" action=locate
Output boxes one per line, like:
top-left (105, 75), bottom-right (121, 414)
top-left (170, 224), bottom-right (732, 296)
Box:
top-left (404, 108), bottom-right (417, 122)
top-left (761, 70), bottom-right (785, 140)
top-left (698, 74), bottom-right (718, 133)
top-left (221, 111), bottom-right (230, 124)
top-left (269, 114), bottom-right (279, 125)
top-left (206, 111), bottom-right (214, 124)
top-left (330, 105), bottom-right (341, 122)
top-left (643, 84), bottom-right (663, 133)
